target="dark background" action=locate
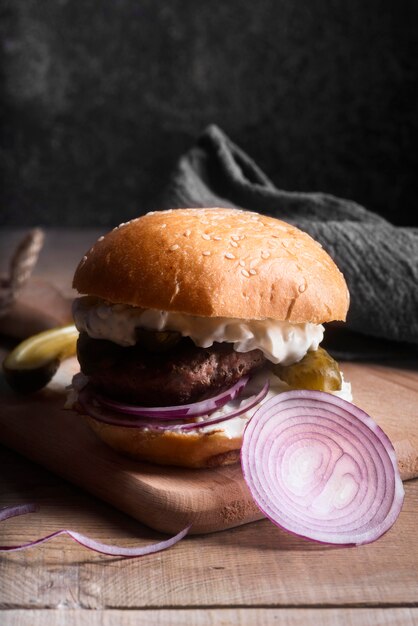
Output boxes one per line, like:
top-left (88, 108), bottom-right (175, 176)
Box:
top-left (1, 0), bottom-right (417, 227)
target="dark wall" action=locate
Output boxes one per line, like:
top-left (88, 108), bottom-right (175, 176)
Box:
top-left (1, 0), bottom-right (417, 226)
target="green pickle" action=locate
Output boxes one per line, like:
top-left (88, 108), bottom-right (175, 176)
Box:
top-left (135, 329), bottom-right (181, 352)
top-left (3, 324), bottom-right (79, 394)
top-left (273, 347), bottom-right (342, 392)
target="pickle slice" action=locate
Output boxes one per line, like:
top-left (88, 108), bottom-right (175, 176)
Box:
top-left (135, 329), bottom-right (181, 352)
top-left (3, 325), bottom-right (79, 394)
top-left (272, 347), bottom-right (342, 392)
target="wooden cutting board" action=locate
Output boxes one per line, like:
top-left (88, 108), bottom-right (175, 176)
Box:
top-left (0, 358), bottom-right (417, 535)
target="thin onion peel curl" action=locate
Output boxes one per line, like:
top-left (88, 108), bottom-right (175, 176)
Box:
top-left (0, 504), bottom-right (190, 556)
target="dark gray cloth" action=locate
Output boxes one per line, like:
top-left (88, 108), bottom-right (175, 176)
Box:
top-left (160, 125), bottom-right (418, 355)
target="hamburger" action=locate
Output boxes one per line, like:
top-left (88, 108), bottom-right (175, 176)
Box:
top-left (71, 207), bottom-right (351, 468)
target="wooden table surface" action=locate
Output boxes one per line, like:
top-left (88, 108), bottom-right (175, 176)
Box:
top-left (1, 229), bottom-right (418, 626)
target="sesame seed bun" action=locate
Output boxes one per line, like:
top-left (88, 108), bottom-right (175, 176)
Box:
top-left (72, 207), bottom-right (349, 468)
top-left (73, 208), bottom-right (349, 324)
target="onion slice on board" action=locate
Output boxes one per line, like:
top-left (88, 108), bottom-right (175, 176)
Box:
top-left (241, 390), bottom-right (404, 546)
top-left (78, 378), bottom-right (269, 431)
top-left (95, 375), bottom-right (250, 419)
top-left (0, 504), bottom-right (190, 556)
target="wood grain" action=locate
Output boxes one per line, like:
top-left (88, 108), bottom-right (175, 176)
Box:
top-left (1, 445), bottom-right (418, 609)
top-left (0, 358), bottom-right (417, 535)
top-left (1, 229), bottom-right (418, 619)
top-left (0, 359), bottom-right (262, 535)
top-left (343, 362), bottom-right (418, 479)
top-left (2, 608), bottom-right (418, 625)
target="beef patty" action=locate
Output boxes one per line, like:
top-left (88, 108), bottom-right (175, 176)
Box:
top-left (77, 332), bottom-right (266, 406)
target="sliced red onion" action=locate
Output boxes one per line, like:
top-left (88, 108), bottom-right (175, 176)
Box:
top-left (78, 378), bottom-right (269, 432)
top-left (0, 503), bottom-right (38, 522)
top-left (241, 390), bottom-right (404, 546)
top-left (95, 376), bottom-right (250, 419)
top-left (0, 504), bottom-right (190, 556)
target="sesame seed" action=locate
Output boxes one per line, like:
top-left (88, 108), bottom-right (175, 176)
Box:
top-left (230, 240), bottom-right (239, 248)
top-left (261, 250), bottom-right (270, 259)
top-left (250, 259), bottom-right (258, 268)
top-left (202, 233), bottom-right (211, 240)
top-left (213, 235), bottom-right (222, 241)
top-left (282, 241), bottom-right (289, 248)
top-left (241, 269), bottom-right (250, 277)
top-left (225, 252), bottom-right (235, 259)
top-left (183, 229), bottom-right (191, 237)
top-left (239, 260), bottom-right (246, 267)
top-left (202, 250), bottom-right (211, 256)
top-left (298, 283), bottom-right (307, 293)
top-left (231, 235), bottom-right (240, 241)
top-left (82, 255), bottom-right (87, 262)
top-left (249, 269), bottom-right (257, 275)
top-left (169, 244), bottom-right (179, 251)
top-left (161, 223), bottom-right (167, 229)
top-left (98, 236), bottom-right (104, 242)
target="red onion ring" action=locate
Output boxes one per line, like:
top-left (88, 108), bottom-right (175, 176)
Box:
top-left (96, 376), bottom-right (250, 419)
top-left (0, 504), bottom-right (190, 556)
top-left (241, 390), bottom-right (404, 545)
top-left (78, 378), bottom-right (269, 432)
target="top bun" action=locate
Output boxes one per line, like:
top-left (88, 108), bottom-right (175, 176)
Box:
top-left (73, 208), bottom-right (349, 324)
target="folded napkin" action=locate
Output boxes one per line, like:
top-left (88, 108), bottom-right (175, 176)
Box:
top-left (160, 125), bottom-right (418, 358)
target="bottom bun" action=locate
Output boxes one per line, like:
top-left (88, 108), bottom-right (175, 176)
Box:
top-left (85, 416), bottom-right (242, 468)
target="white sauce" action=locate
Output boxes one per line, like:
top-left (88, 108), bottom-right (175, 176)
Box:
top-left (73, 298), bottom-right (324, 366)
top-left (192, 369), bottom-right (352, 439)
top-left (71, 298), bottom-right (351, 441)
